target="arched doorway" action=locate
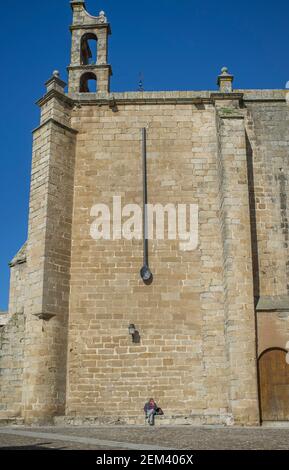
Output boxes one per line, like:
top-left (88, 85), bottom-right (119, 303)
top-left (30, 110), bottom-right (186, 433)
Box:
top-left (258, 348), bottom-right (289, 421)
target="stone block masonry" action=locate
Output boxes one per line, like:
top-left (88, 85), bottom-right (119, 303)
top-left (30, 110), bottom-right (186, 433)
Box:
top-left (0, 312), bottom-right (25, 419)
top-left (67, 101), bottom-right (231, 422)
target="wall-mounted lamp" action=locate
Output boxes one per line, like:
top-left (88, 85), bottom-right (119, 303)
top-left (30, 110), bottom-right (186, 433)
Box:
top-left (128, 324), bottom-right (140, 344)
top-left (129, 324), bottom-right (136, 335)
top-left (140, 265), bottom-right (152, 282)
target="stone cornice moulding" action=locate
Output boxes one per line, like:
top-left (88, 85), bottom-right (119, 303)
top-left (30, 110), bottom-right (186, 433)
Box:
top-left (65, 90), bottom-right (285, 106)
top-left (32, 118), bottom-right (78, 136)
top-left (36, 89), bottom-right (74, 109)
top-left (9, 242), bottom-right (27, 268)
top-left (33, 312), bottom-right (56, 321)
top-left (68, 94), bottom-right (211, 106)
top-left (256, 295), bottom-right (289, 312)
top-left (70, 23), bottom-right (111, 34)
top-left (67, 64), bottom-right (113, 75)
top-left (211, 92), bottom-right (244, 101)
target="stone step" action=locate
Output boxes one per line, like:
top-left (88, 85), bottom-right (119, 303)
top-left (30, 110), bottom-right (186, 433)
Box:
top-left (262, 421), bottom-right (289, 428)
top-left (54, 414), bottom-right (234, 427)
top-left (54, 415), bottom-right (176, 427)
top-left (0, 417), bottom-right (24, 426)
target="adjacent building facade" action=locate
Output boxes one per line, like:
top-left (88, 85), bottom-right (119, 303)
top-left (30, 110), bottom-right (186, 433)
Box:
top-left (1, 0), bottom-right (289, 425)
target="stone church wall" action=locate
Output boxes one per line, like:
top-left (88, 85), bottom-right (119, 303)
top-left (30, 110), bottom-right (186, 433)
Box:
top-left (245, 99), bottom-right (289, 302)
top-left (0, 248), bottom-right (27, 420)
top-left (0, 0), bottom-right (288, 425)
top-left (65, 96), bottom-right (260, 425)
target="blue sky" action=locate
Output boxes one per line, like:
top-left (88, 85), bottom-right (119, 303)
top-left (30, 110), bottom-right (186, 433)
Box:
top-left (0, 0), bottom-right (288, 310)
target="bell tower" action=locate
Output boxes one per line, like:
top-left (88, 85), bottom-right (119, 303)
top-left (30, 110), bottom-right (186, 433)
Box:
top-left (68, 0), bottom-right (112, 94)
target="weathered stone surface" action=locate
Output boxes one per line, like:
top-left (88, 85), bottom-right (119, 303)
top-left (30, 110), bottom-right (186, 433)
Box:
top-left (0, 313), bottom-right (9, 327)
top-left (0, 312), bottom-right (25, 418)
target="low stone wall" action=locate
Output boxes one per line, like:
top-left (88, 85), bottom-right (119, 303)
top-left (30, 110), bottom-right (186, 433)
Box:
top-left (54, 413), bottom-right (234, 427)
top-left (0, 312), bottom-right (25, 419)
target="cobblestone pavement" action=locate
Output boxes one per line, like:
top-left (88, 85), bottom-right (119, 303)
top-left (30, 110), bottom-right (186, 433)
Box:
top-left (0, 426), bottom-right (289, 450)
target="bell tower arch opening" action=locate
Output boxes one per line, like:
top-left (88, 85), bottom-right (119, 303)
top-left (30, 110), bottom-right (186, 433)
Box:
top-left (68, 1), bottom-right (112, 94)
top-left (80, 33), bottom-right (98, 65)
top-left (80, 72), bottom-right (97, 93)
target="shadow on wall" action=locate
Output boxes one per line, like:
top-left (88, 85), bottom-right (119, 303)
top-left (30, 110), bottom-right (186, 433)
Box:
top-left (245, 133), bottom-right (260, 306)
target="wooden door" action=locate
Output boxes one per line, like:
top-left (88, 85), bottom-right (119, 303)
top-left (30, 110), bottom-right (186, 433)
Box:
top-left (259, 348), bottom-right (289, 421)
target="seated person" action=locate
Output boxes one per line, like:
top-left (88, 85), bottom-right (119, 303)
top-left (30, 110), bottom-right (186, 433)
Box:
top-left (144, 398), bottom-right (163, 426)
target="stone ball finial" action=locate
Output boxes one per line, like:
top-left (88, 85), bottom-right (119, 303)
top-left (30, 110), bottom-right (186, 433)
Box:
top-left (221, 67), bottom-right (229, 75)
top-left (53, 70), bottom-right (60, 78)
top-left (99, 10), bottom-right (107, 23)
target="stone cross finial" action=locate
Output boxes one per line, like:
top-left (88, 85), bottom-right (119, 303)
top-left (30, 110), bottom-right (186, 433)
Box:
top-left (218, 67), bottom-right (234, 93)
